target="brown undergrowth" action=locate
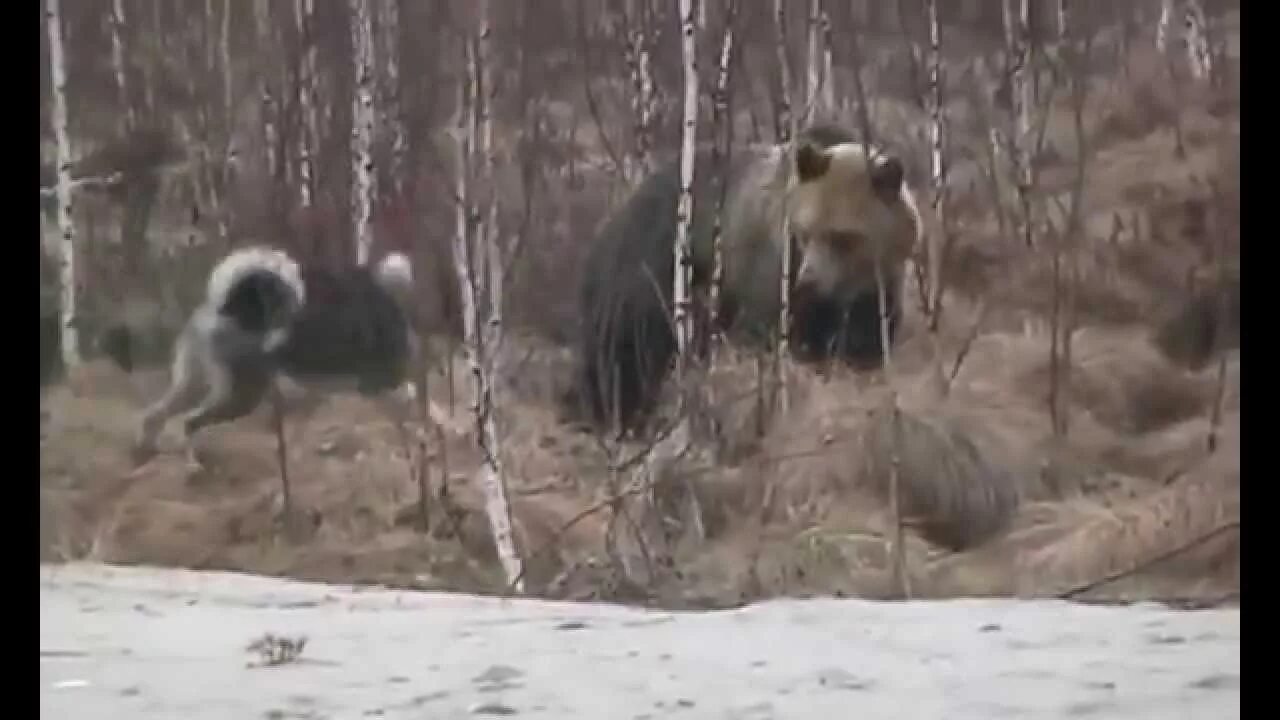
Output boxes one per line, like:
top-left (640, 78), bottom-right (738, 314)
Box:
top-left (40, 23), bottom-right (1239, 610)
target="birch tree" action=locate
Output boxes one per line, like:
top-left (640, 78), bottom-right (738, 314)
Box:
top-left (1157, 0), bottom-right (1175, 54)
top-left (294, 0), bottom-right (317, 209)
top-left (378, 0), bottom-right (408, 198)
top-left (1003, 0), bottom-right (1035, 248)
top-left (47, 0), bottom-right (78, 368)
top-left (1183, 0), bottom-right (1213, 81)
top-left (773, 0), bottom-right (795, 375)
top-left (673, 0), bottom-right (699, 362)
top-left (109, 0), bottom-right (134, 133)
top-left (924, 0), bottom-right (950, 331)
top-left (625, 0), bottom-right (658, 182)
top-left (708, 0), bottom-right (738, 332)
top-left (450, 7), bottom-right (525, 594)
top-left (803, 0), bottom-right (832, 123)
top-left (350, 0), bottom-right (377, 266)
top-left (254, 0), bottom-right (280, 183)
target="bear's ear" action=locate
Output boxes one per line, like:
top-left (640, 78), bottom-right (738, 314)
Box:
top-left (795, 142), bottom-right (832, 182)
top-left (870, 155), bottom-right (905, 200)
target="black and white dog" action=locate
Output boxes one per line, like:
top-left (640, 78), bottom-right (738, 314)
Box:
top-left (133, 245), bottom-right (419, 464)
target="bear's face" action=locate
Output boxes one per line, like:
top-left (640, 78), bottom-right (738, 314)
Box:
top-left (787, 141), bottom-right (919, 302)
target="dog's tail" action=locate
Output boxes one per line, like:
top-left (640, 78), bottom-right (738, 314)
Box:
top-left (373, 252), bottom-right (414, 303)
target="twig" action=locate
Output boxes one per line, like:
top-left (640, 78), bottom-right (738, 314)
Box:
top-left (1057, 520), bottom-right (1240, 599)
top-left (269, 385), bottom-right (293, 524)
top-left (948, 297), bottom-right (990, 385)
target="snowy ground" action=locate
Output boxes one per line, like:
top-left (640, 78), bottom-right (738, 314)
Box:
top-left (40, 563), bottom-right (1239, 720)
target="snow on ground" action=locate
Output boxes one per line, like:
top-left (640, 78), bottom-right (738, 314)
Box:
top-left (40, 563), bottom-right (1239, 720)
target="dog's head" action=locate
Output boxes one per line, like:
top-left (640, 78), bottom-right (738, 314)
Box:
top-left (220, 268), bottom-right (303, 335)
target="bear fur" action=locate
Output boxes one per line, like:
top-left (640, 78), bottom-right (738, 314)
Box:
top-left (575, 124), bottom-right (924, 431)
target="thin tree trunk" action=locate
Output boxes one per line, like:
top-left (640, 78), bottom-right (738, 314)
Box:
top-left (294, 0), bottom-right (316, 209)
top-left (1003, 0), bottom-right (1034, 248)
top-left (47, 0), bottom-right (78, 369)
top-left (709, 0), bottom-right (738, 333)
top-left (674, 0), bottom-right (699, 362)
top-left (456, 9), bottom-right (524, 593)
top-left (820, 6), bottom-right (834, 114)
top-left (924, 0), bottom-right (949, 333)
top-left (254, 0), bottom-right (279, 182)
top-left (350, 0), bottom-right (376, 266)
top-left (1183, 0), bottom-right (1212, 81)
top-left (109, 0), bottom-right (134, 133)
top-left (1157, 0), bottom-right (1174, 54)
top-left (380, 0), bottom-right (408, 197)
top-left (772, 0), bottom-right (796, 145)
top-left (625, 0), bottom-right (657, 182)
top-left (222, 0), bottom-right (233, 132)
top-left (805, 0), bottom-right (821, 125)
top-left (773, 0), bottom-right (796, 414)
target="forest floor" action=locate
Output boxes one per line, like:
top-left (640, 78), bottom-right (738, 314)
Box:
top-left (40, 37), bottom-right (1239, 611)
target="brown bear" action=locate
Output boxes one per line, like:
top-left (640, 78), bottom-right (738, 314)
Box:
top-left (574, 124), bottom-right (924, 432)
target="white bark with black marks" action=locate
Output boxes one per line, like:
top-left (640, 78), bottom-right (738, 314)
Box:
top-left (1002, 0), bottom-right (1035, 248)
top-left (625, 0), bottom-right (657, 182)
top-left (350, 0), bottom-right (377, 266)
top-left (453, 4), bottom-right (524, 593)
top-left (1183, 0), bottom-right (1213, 81)
top-left (674, 0), bottom-right (699, 361)
top-left (379, 0), bottom-right (408, 196)
top-left (773, 0), bottom-right (795, 372)
top-left (772, 0), bottom-right (795, 145)
top-left (295, 0), bottom-right (317, 208)
top-left (709, 0), bottom-right (737, 329)
top-left (47, 0), bottom-right (78, 368)
top-left (254, 0), bottom-right (279, 182)
top-left (924, 0), bottom-right (949, 330)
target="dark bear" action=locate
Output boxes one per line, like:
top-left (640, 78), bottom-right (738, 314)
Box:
top-left (575, 124), bottom-right (924, 432)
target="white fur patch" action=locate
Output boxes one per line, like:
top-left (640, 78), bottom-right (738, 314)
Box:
top-left (205, 246), bottom-right (306, 313)
top-left (375, 252), bottom-right (414, 297)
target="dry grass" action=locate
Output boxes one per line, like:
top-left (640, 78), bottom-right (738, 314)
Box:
top-left (40, 14), bottom-right (1240, 608)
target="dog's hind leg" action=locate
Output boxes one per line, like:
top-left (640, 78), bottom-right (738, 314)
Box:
top-left (134, 332), bottom-right (203, 463)
top-left (180, 353), bottom-right (272, 470)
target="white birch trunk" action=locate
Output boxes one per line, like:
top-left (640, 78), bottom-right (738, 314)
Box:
top-left (109, 0), bottom-right (134, 132)
top-left (350, 0), bottom-right (376, 266)
top-left (805, 0), bottom-right (821, 124)
top-left (455, 12), bottom-right (524, 593)
top-left (47, 0), bottom-right (78, 369)
top-left (1157, 0), bottom-right (1175, 54)
top-left (1183, 0), bottom-right (1213, 81)
top-left (294, 0), bottom-right (316, 209)
top-left (1003, 0), bottom-right (1034, 247)
top-left (674, 0), bottom-right (699, 361)
top-left (925, 0), bottom-right (948, 321)
top-left (254, 1), bottom-right (280, 182)
top-left (379, 0), bottom-right (408, 197)
top-left (221, 0), bottom-right (233, 130)
top-left (709, 0), bottom-right (736, 327)
top-left (773, 0), bottom-right (794, 143)
top-left (773, 0), bottom-right (795, 366)
top-left (625, 0), bottom-right (657, 181)
top-left (820, 7), bottom-right (834, 114)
